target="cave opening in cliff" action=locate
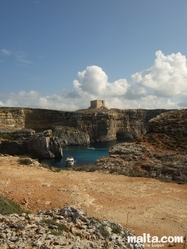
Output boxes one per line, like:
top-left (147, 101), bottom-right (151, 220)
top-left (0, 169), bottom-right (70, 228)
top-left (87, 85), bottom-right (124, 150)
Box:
top-left (116, 131), bottom-right (126, 140)
top-left (116, 131), bottom-right (133, 141)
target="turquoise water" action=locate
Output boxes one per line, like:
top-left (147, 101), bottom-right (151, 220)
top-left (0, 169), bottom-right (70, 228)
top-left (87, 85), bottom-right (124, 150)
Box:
top-left (49, 141), bottom-right (123, 168)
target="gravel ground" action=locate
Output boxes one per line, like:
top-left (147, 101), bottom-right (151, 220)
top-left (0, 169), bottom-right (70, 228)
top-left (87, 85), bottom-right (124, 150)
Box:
top-left (0, 155), bottom-right (186, 248)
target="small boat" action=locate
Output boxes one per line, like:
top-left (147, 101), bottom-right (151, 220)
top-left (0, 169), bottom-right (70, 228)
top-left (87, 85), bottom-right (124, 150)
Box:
top-left (65, 156), bottom-right (75, 167)
top-left (87, 147), bottom-right (95, 150)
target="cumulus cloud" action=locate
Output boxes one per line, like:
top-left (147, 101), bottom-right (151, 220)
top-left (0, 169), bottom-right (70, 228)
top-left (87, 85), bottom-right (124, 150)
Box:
top-left (73, 65), bottom-right (130, 97)
top-left (0, 50), bottom-right (187, 110)
top-left (131, 50), bottom-right (187, 97)
top-left (0, 91), bottom-right (78, 111)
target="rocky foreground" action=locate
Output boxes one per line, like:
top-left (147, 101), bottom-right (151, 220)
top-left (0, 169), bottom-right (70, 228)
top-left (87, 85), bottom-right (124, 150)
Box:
top-left (0, 206), bottom-right (143, 249)
top-left (0, 155), bottom-right (187, 249)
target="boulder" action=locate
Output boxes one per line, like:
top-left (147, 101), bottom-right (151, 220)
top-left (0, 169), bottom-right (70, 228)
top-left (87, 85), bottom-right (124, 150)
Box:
top-left (0, 140), bottom-right (27, 155)
top-left (27, 130), bottom-right (63, 159)
top-left (0, 129), bottom-right (63, 159)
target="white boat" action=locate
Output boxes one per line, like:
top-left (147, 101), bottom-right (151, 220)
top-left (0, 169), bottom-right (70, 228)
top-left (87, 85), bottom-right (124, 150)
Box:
top-left (87, 147), bottom-right (95, 150)
top-left (65, 156), bottom-right (75, 166)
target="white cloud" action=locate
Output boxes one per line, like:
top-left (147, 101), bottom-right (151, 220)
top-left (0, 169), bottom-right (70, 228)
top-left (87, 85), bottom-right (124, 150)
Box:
top-left (1, 49), bottom-right (12, 56)
top-left (73, 65), bottom-right (130, 97)
top-left (74, 65), bottom-right (108, 95)
top-left (0, 91), bottom-right (79, 111)
top-left (0, 50), bottom-right (187, 110)
top-left (1, 48), bottom-right (32, 66)
top-left (15, 52), bottom-right (33, 65)
top-left (131, 50), bottom-right (187, 97)
top-left (138, 95), bottom-right (179, 109)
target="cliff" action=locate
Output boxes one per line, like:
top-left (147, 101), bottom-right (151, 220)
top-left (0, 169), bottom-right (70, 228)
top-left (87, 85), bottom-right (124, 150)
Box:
top-left (0, 129), bottom-right (63, 159)
top-left (94, 142), bottom-right (187, 183)
top-left (0, 107), bottom-right (169, 142)
top-left (144, 108), bottom-right (187, 153)
top-left (94, 109), bottom-right (187, 183)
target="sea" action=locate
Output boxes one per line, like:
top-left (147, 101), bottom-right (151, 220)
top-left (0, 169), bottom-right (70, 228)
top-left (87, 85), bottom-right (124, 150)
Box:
top-left (48, 140), bottom-right (126, 169)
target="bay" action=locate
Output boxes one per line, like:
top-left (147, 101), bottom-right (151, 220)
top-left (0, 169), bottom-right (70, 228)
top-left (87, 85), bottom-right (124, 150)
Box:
top-left (48, 140), bottom-right (125, 168)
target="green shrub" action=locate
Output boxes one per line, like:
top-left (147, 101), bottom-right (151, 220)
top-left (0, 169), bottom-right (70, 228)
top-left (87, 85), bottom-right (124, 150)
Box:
top-left (98, 224), bottom-right (110, 239)
top-left (53, 167), bottom-right (62, 172)
top-left (111, 223), bottom-right (122, 234)
top-left (0, 194), bottom-right (27, 215)
top-left (42, 218), bottom-right (69, 235)
top-left (0, 134), bottom-right (13, 140)
top-left (40, 160), bottom-right (53, 170)
top-left (18, 157), bottom-right (33, 165)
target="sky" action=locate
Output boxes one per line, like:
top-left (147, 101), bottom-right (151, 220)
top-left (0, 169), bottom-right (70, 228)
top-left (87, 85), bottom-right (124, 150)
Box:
top-left (0, 0), bottom-right (187, 111)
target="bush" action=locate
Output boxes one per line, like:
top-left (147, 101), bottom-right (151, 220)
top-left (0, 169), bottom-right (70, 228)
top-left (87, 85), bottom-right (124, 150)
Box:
top-left (0, 134), bottom-right (13, 140)
top-left (0, 194), bottom-right (26, 215)
top-left (98, 224), bottom-right (110, 239)
top-left (18, 157), bottom-right (33, 165)
top-left (42, 218), bottom-right (69, 235)
top-left (111, 223), bottom-right (122, 234)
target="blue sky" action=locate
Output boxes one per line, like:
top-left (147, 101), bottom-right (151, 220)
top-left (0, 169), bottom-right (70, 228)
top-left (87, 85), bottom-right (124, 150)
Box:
top-left (0, 0), bottom-right (187, 110)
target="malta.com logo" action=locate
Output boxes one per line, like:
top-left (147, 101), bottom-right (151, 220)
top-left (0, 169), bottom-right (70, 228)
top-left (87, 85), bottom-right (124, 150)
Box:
top-left (127, 233), bottom-right (184, 247)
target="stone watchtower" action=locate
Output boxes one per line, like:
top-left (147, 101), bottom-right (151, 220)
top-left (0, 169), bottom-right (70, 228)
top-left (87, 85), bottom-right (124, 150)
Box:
top-left (90, 100), bottom-right (107, 109)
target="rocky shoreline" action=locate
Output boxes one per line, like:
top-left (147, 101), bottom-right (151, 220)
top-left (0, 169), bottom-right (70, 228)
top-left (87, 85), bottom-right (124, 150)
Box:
top-left (93, 109), bottom-right (187, 183)
top-left (0, 127), bottom-right (89, 159)
top-left (0, 108), bottom-right (187, 182)
top-left (0, 206), bottom-right (143, 249)
top-left (94, 142), bottom-right (187, 183)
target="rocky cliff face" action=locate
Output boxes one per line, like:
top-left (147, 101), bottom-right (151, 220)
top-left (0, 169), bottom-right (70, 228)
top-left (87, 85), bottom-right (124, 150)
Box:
top-left (75, 108), bottom-right (170, 141)
top-left (94, 109), bottom-right (187, 183)
top-left (27, 130), bottom-right (63, 159)
top-left (52, 126), bottom-right (90, 146)
top-left (144, 109), bottom-right (187, 153)
top-left (94, 142), bottom-right (187, 183)
top-left (0, 107), bottom-right (169, 142)
top-left (0, 108), bottom-right (26, 128)
top-left (0, 129), bottom-right (63, 159)
top-left (0, 107), bottom-right (73, 130)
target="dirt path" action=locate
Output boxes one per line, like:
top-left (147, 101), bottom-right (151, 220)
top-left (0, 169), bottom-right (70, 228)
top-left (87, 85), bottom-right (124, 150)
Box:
top-left (0, 156), bottom-right (187, 248)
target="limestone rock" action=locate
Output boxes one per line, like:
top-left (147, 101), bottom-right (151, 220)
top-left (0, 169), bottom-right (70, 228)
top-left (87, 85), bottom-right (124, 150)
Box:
top-left (0, 107), bottom-right (169, 142)
top-left (95, 142), bottom-right (187, 183)
top-left (52, 126), bottom-right (90, 145)
top-left (27, 130), bottom-right (63, 159)
top-left (145, 109), bottom-right (187, 153)
top-left (0, 207), bottom-right (144, 249)
top-left (0, 129), bottom-right (63, 159)
top-left (94, 109), bottom-right (187, 183)
top-left (0, 140), bottom-right (26, 155)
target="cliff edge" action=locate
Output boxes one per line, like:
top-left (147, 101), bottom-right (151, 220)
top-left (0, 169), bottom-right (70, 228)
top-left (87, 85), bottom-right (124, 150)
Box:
top-left (95, 109), bottom-right (187, 183)
top-left (0, 107), bottom-right (169, 142)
